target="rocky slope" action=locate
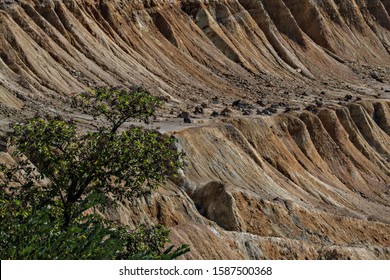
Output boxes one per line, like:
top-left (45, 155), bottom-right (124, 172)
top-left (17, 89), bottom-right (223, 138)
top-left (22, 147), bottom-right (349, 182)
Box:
top-left (1, 0), bottom-right (390, 115)
top-left (0, 0), bottom-right (390, 259)
top-left (106, 101), bottom-right (390, 259)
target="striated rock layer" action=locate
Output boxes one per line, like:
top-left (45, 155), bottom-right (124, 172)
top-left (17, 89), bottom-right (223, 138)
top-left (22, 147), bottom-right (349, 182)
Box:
top-left (0, 0), bottom-right (390, 113)
top-left (103, 101), bottom-right (390, 260)
top-left (0, 0), bottom-right (390, 259)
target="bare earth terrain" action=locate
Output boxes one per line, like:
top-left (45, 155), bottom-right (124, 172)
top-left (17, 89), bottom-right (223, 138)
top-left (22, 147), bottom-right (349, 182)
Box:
top-left (0, 0), bottom-right (390, 259)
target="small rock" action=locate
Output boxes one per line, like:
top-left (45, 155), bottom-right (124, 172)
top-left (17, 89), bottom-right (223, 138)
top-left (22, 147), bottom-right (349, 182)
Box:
top-left (242, 110), bottom-right (252, 116)
top-left (370, 71), bottom-right (384, 83)
top-left (305, 105), bottom-right (317, 113)
top-left (315, 100), bottom-right (323, 107)
top-left (232, 99), bottom-right (242, 107)
top-left (16, 92), bottom-right (27, 101)
top-left (269, 107), bottom-right (277, 113)
top-left (211, 111), bottom-right (219, 117)
top-left (211, 97), bottom-right (220, 104)
top-left (178, 111), bottom-right (191, 119)
top-left (193, 106), bottom-right (204, 114)
top-left (259, 107), bottom-right (277, 115)
top-left (232, 99), bottom-right (251, 109)
top-left (344, 94), bottom-right (353, 101)
top-left (256, 99), bottom-right (266, 107)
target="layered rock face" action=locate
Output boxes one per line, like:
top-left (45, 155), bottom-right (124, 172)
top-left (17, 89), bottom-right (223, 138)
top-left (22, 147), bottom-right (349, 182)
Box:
top-left (0, 0), bottom-right (390, 259)
top-left (0, 0), bottom-right (390, 112)
top-left (107, 101), bottom-right (390, 260)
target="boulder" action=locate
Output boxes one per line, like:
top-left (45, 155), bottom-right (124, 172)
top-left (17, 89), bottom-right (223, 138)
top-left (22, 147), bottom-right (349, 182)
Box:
top-left (192, 181), bottom-right (245, 231)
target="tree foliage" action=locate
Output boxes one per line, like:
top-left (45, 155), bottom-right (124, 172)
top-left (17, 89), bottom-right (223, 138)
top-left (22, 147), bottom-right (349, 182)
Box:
top-left (0, 86), bottom-right (189, 260)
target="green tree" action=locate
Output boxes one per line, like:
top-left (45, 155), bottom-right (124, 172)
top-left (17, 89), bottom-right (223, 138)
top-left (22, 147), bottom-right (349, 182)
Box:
top-left (0, 86), bottom-right (189, 259)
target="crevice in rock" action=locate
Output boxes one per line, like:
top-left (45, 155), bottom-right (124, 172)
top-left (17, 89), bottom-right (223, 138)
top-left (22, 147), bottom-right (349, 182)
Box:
top-left (151, 12), bottom-right (178, 47)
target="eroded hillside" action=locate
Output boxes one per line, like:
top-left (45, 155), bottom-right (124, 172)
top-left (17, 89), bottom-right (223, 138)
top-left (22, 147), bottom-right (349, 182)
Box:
top-left (0, 0), bottom-right (390, 259)
top-left (1, 0), bottom-right (390, 114)
top-left (103, 101), bottom-right (390, 259)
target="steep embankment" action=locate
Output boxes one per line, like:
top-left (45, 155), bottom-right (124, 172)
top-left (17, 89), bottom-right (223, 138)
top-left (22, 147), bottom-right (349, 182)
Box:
top-left (106, 101), bottom-right (390, 259)
top-left (0, 0), bottom-right (390, 116)
top-left (1, 0), bottom-right (390, 259)
top-left (2, 101), bottom-right (390, 259)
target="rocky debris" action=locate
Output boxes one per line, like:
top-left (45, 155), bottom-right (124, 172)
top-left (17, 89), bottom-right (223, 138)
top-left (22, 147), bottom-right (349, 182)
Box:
top-left (242, 110), bottom-right (252, 116)
top-left (220, 107), bottom-right (233, 117)
top-left (305, 104), bottom-right (318, 113)
top-left (258, 107), bottom-right (277, 115)
top-left (178, 111), bottom-right (191, 123)
top-left (211, 111), bottom-right (219, 117)
top-left (0, 0), bottom-right (18, 8)
top-left (211, 97), bottom-right (220, 104)
top-left (284, 106), bottom-right (300, 113)
top-left (0, 0), bottom-right (389, 121)
top-left (256, 100), bottom-right (267, 107)
top-left (178, 111), bottom-right (190, 119)
top-left (15, 92), bottom-right (27, 102)
top-left (370, 71), bottom-right (385, 83)
top-left (193, 106), bottom-right (204, 115)
top-left (344, 94), bottom-right (353, 101)
top-left (315, 99), bottom-right (323, 107)
top-left (232, 100), bottom-right (253, 110)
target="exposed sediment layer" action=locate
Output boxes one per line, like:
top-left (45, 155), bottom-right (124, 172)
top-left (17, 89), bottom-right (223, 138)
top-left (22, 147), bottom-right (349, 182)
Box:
top-left (101, 101), bottom-right (390, 259)
top-left (0, 0), bottom-right (390, 112)
top-left (0, 0), bottom-right (390, 259)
